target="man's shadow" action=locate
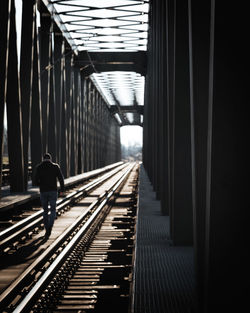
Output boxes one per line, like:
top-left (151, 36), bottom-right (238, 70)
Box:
top-left (0, 236), bottom-right (47, 269)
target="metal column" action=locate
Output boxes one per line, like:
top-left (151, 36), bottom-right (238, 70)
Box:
top-left (143, 0), bottom-right (193, 243)
top-left (47, 24), bottom-right (57, 161)
top-left (39, 10), bottom-right (50, 154)
top-left (5, 0), bottom-right (25, 192)
top-left (60, 41), bottom-right (69, 177)
top-left (0, 0), bottom-right (9, 193)
top-left (30, 2), bottom-right (43, 184)
top-left (20, 0), bottom-right (36, 189)
top-left (200, 2), bottom-right (249, 311)
top-left (172, 0), bottom-right (193, 245)
top-left (54, 30), bottom-right (63, 165)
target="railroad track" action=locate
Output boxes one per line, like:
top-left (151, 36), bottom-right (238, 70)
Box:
top-left (0, 162), bottom-right (126, 254)
top-left (0, 162), bottom-right (139, 313)
top-left (0, 162), bottom-right (124, 231)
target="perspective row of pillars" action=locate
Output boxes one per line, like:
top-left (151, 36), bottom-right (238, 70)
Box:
top-left (143, 0), bottom-right (248, 312)
top-left (0, 0), bottom-right (121, 193)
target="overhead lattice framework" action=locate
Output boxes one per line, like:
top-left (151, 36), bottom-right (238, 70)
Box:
top-left (91, 71), bottom-right (144, 125)
top-left (46, 0), bottom-right (149, 51)
top-left (42, 0), bottom-right (149, 126)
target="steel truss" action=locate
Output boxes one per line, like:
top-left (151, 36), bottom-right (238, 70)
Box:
top-left (0, 0), bottom-right (121, 193)
top-left (143, 0), bottom-right (249, 312)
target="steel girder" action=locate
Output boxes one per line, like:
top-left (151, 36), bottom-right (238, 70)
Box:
top-left (143, 1), bottom-right (249, 312)
top-left (0, 0), bottom-right (122, 192)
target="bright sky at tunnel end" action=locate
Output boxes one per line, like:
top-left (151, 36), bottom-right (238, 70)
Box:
top-left (120, 126), bottom-right (143, 147)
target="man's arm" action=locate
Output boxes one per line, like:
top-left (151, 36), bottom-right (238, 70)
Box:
top-left (56, 165), bottom-right (65, 191)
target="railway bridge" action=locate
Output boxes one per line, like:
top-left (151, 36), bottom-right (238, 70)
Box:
top-left (0, 1), bottom-right (248, 312)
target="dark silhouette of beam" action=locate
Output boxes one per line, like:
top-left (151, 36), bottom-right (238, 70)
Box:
top-left (75, 51), bottom-right (147, 76)
top-left (109, 105), bottom-right (144, 115)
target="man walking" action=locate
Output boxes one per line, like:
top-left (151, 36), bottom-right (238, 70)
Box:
top-left (35, 153), bottom-right (64, 238)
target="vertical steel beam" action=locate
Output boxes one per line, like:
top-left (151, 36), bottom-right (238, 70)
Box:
top-left (91, 88), bottom-right (95, 169)
top-left (151, 0), bottom-right (158, 191)
top-left (93, 89), bottom-right (98, 169)
top-left (74, 69), bottom-right (79, 174)
top-left (203, 2), bottom-right (248, 311)
top-left (152, 0), bottom-right (159, 197)
top-left (70, 66), bottom-right (75, 175)
top-left (83, 78), bottom-right (87, 172)
top-left (77, 73), bottom-right (83, 174)
top-left (90, 86), bottom-right (94, 170)
top-left (188, 0), bottom-right (211, 310)
top-left (115, 123), bottom-right (121, 162)
top-left (39, 10), bottom-right (50, 153)
top-left (159, 0), bottom-right (172, 216)
top-left (158, 0), bottom-right (170, 215)
top-left (95, 93), bottom-right (99, 168)
top-left (167, 0), bottom-right (176, 239)
top-left (6, 0), bottom-right (25, 191)
top-left (89, 82), bottom-right (93, 170)
top-left (143, 0), bottom-right (153, 182)
top-left (81, 75), bottom-right (85, 172)
top-left (142, 75), bottom-right (150, 172)
top-left (0, 0), bottom-right (9, 193)
top-left (86, 79), bottom-right (90, 171)
top-left (86, 80), bottom-right (90, 171)
top-left (47, 24), bottom-right (57, 160)
top-left (54, 31), bottom-right (63, 164)
top-left (100, 98), bottom-right (105, 167)
top-left (84, 80), bottom-right (90, 171)
top-left (60, 40), bottom-right (67, 177)
top-left (65, 50), bottom-right (73, 177)
top-left (97, 94), bottom-right (101, 168)
top-left (30, 3), bottom-right (43, 184)
top-left (20, 0), bottom-right (36, 189)
top-left (157, 0), bottom-right (165, 202)
top-left (75, 69), bottom-right (80, 173)
top-left (103, 109), bottom-right (108, 165)
top-left (171, 0), bottom-right (193, 245)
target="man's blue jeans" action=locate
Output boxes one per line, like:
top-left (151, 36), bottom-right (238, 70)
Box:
top-left (40, 191), bottom-right (58, 232)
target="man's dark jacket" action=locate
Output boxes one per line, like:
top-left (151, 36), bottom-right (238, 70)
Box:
top-left (35, 160), bottom-right (64, 192)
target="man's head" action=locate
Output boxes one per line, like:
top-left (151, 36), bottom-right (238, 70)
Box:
top-left (43, 153), bottom-right (52, 161)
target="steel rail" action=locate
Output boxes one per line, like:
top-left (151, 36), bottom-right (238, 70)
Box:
top-left (0, 163), bottom-right (127, 253)
top-left (0, 162), bottom-right (123, 213)
top-left (0, 162), bottom-right (123, 241)
top-left (12, 163), bottom-right (134, 313)
top-left (0, 163), bottom-right (133, 310)
top-left (128, 166), bottom-right (140, 313)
